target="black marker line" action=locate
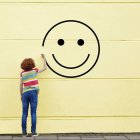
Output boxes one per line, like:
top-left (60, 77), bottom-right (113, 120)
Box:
top-left (52, 54), bottom-right (90, 69)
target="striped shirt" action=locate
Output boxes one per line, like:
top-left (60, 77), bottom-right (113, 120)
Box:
top-left (20, 68), bottom-right (39, 93)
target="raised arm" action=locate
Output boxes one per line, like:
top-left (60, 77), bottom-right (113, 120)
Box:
top-left (38, 54), bottom-right (47, 73)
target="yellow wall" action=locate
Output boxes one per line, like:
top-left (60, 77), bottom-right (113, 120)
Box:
top-left (0, 0), bottom-right (140, 134)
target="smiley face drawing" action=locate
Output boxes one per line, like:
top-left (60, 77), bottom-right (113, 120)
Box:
top-left (42, 20), bottom-right (100, 78)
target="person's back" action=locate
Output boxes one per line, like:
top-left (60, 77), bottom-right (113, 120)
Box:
top-left (20, 68), bottom-right (39, 94)
top-left (20, 54), bottom-right (47, 137)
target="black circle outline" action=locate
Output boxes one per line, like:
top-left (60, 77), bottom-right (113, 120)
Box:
top-left (42, 20), bottom-right (100, 78)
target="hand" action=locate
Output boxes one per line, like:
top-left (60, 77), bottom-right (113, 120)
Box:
top-left (41, 54), bottom-right (46, 60)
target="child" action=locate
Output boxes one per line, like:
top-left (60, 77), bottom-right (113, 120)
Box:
top-left (20, 54), bottom-right (47, 137)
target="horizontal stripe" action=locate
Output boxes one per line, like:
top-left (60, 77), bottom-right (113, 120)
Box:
top-left (23, 87), bottom-right (39, 93)
top-left (23, 85), bottom-right (39, 89)
top-left (22, 68), bottom-right (38, 74)
top-left (22, 70), bottom-right (36, 76)
top-left (22, 73), bottom-right (37, 81)
top-left (23, 84), bottom-right (39, 88)
top-left (21, 68), bottom-right (38, 76)
top-left (23, 80), bottom-right (38, 86)
top-left (23, 78), bottom-right (38, 83)
top-left (22, 70), bottom-right (37, 76)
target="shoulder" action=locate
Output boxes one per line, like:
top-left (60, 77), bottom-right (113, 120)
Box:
top-left (20, 70), bottom-right (25, 77)
top-left (20, 68), bottom-right (39, 77)
top-left (33, 68), bottom-right (39, 73)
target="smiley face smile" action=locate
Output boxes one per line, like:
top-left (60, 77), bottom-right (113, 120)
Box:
top-left (52, 54), bottom-right (90, 69)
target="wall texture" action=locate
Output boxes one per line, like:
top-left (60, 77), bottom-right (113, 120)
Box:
top-left (0, 0), bottom-right (140, 134)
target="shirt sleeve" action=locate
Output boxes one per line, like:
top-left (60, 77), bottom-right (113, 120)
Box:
top-left (35, 68), bottom-right (39, 73)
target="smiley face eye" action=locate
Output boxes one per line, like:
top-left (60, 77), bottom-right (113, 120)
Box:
top-left (58, 39), bottom-right (64, 46)
top-left (77, 39), bottom-right (84, 46)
